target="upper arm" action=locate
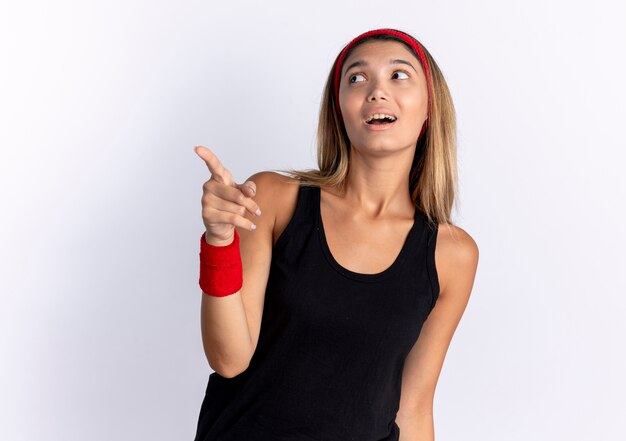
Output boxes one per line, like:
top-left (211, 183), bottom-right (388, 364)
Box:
top-left (397, 224), bottom-right (479, 417)
top-left (236, 171), bottom-right (282, 353)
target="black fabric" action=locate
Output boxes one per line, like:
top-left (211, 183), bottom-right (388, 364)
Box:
top-left (194, 185), bottom-right (440, 441)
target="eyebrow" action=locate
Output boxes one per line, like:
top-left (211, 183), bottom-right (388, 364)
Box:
top-left (343, 59), bottom-right (418, 77)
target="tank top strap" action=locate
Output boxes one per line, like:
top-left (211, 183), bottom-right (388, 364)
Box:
top-left (271, 184), bottom-right (318, 256)
top-left (425, 218), bottom-right (440, 311)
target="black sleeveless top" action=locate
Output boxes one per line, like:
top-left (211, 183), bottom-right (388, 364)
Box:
top-left (194, 185), bottom-right (440, 441)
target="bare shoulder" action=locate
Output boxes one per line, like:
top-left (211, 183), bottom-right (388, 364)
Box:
top-left (245, 171), bottom-right (301, 247)
top-left (435, 223), bottom-right (480, 297)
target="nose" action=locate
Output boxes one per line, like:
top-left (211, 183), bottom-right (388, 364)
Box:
top-left (367, 78), bottom-right (389, 102)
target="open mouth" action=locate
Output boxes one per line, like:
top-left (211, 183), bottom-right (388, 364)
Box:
top-left (366, 116), bottom-right (396, 125)
top-left (365, 115), bottom-right (398, 126)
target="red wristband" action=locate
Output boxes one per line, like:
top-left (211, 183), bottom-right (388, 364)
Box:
top-left (199, 229), bottom-right (243, 297)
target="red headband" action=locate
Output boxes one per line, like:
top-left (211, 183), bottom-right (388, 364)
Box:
top-left (332, 28), bottom-right (432, 132)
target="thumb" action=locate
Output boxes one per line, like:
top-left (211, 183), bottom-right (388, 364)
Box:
top-left (238, 180), bottom-right (257, 196)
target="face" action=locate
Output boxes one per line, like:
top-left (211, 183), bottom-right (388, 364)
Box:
top-left (338, 40), bottom-right (428, 153)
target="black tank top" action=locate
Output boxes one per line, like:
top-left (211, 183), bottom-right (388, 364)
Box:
top-left (194, 184), bottom-right (440, 441)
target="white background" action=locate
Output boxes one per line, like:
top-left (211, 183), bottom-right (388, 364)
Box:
top-left (1, 1), bottom-right (625, 440)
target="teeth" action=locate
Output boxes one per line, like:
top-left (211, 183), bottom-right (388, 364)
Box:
top-left (366, 113), bottom-right (397, 123)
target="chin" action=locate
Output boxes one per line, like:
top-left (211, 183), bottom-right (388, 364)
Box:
top-left (351, 140), bottom-right (401, 152)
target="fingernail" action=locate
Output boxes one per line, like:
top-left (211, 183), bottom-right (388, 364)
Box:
top-left (251, 223), bottom-right (257, 230)
top-left (255, 208), bottom-right (262, 216)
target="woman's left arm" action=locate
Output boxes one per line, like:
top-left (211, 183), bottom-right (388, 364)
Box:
top-left (396, 224), bottom-right (479, 441)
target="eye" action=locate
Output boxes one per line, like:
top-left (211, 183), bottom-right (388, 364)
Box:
top-left (349, 73), bottom-right (365, 84)
top-left (393, 70), bottom-right (410, 80)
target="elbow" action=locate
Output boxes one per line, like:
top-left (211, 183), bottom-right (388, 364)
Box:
top-left (206, 351), bottom-right (251, 379)
top-left (201, 328), bottom-right (256, 379)
top-left (212, 360), bottom-right (250, 379)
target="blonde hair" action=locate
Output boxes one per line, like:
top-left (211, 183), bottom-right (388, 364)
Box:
top-left (271, 31), bottom-right (458, 229)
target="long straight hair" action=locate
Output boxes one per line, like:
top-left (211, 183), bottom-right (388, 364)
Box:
top-left (272, 31), bottom-right (458, 228)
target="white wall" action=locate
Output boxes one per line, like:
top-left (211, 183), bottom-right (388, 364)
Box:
top-left (1, 1), bottom-right (624, 439)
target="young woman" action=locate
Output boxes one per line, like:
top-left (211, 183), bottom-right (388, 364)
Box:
top-left (193, 28), bottom-right (478, 441)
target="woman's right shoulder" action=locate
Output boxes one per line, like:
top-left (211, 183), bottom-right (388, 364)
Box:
top-left (245, 171), bottom-right (302, 247)
top-left (246, 171), bottom-right (301, 199)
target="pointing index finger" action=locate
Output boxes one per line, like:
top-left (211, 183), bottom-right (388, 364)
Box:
top-left (194, 145), bottom-right (235, 186)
